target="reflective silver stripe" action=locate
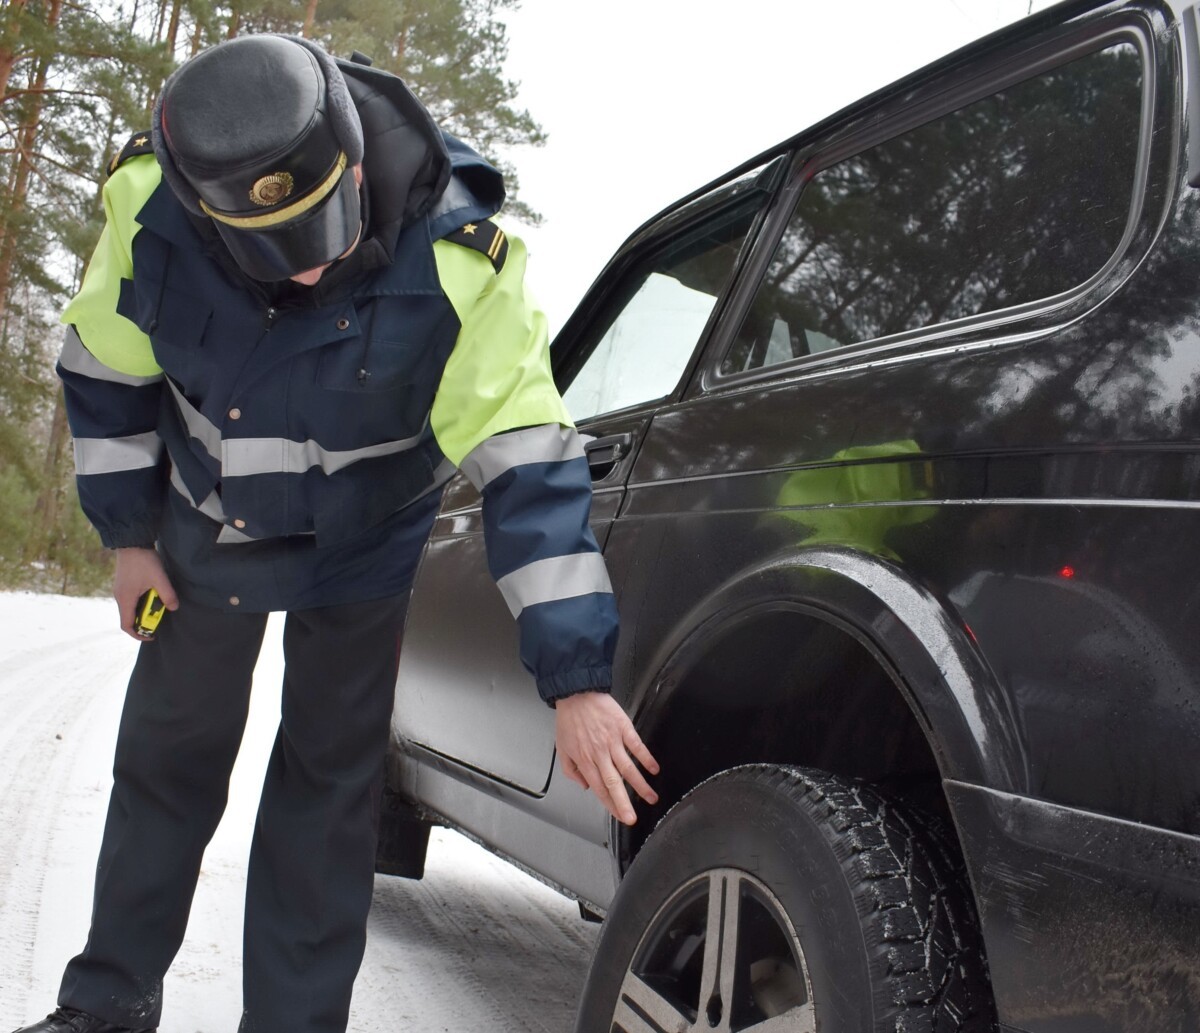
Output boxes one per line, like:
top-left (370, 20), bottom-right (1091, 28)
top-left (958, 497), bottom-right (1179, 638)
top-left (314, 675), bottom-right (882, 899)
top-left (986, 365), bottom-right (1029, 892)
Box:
top-left (216, 524), bottom-right (257, 544)
top-left (169, 462), bottom-right (258, 543)
top-left (169, 462), bottom-right (226, 522)
top-left (73, 432), bottom-right (162, 475)
top-left (459, 424), bottom-right (583, 491)
top-left (168, 379), bottom-right (222, 460)
top-left (167, 379), bottom-right (426, 477)
top-left (410, 458), bottom-right (458, 502)
top-left (58, 327), bottom-right (163, 387)
top-left (168, 447), bottom-right (442, 547)
top-left (431, 457), bottom-right (458, 489)
top-left (495, 552), bottom-right (613, 618)
top-left (223, 428), bottom-right (427, 477)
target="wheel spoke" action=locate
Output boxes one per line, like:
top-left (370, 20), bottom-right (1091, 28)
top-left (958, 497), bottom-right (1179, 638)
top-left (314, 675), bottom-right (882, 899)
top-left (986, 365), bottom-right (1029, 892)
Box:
top-left (614, 971), bottom-right (694, 1033)
top-left (740, 1001), bottom-right (817, 1033)
top-left (697, 870), bottom-right (741, 1027)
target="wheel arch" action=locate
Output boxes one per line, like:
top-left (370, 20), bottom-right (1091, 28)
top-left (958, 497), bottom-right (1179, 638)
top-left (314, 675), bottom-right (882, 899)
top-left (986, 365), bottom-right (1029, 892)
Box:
top-left (620, 545), bottom-right (1026, 870)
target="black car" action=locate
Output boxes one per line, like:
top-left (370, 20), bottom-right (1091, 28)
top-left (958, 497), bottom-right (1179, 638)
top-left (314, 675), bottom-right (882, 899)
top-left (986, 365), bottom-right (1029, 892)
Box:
top-left (379, 1), bottom-right (1200, 1030)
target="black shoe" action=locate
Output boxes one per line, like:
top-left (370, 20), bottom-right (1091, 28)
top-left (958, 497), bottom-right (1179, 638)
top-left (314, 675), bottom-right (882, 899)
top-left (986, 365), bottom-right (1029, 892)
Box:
top-left (10, 1008), bottom-right (155, 1033)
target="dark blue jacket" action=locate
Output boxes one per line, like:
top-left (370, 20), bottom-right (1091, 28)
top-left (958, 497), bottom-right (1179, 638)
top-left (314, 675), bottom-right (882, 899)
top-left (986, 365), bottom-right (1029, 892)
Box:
top-left (58, 89), bottom-right (617, 703)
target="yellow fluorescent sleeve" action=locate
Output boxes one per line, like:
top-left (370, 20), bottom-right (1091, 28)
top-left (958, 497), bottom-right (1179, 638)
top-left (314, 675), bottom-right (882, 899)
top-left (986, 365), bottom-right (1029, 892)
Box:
top-left (431, 231), bottom-right (572, 468)
top-left (60, 155), bottom-right (163, 378)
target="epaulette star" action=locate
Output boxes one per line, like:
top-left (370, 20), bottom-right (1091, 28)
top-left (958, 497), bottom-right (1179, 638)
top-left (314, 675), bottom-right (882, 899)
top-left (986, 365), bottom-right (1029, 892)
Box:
top-left (107, 130), bottom-right (155, 177)
top-left (444, 219), bottom-right (508, 273)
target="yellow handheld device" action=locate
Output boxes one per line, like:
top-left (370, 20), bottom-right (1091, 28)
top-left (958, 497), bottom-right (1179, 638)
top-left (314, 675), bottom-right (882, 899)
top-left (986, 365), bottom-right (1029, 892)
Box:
top-left (134, 589), bottom-right (166, 639)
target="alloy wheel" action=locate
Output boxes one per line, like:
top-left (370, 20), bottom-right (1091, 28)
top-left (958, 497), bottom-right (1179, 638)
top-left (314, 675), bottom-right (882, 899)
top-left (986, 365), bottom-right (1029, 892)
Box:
top-left (611, 867), bottom-right (815, 1033)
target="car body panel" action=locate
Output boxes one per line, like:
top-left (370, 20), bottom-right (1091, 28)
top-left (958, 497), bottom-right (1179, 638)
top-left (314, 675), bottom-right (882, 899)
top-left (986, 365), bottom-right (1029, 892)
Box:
top-left (950, 781), bottom-right (1200, 1033)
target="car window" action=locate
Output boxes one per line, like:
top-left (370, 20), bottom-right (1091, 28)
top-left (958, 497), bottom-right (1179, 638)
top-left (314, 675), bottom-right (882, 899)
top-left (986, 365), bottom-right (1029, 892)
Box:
top-left (722, 41), bottom-right (1144, 376)
top-left (562, 172), bottom-right (770, 421)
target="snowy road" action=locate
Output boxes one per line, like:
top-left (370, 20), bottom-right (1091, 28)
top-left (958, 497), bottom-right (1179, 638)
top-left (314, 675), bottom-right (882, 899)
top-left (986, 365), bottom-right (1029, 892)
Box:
top-left (0, 593), bottom-right (598, 1033)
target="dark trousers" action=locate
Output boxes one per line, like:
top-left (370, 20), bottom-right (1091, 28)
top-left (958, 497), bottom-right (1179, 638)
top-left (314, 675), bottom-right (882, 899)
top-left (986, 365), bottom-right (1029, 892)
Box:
top-left (58, 593), bottom-right (409, 1033)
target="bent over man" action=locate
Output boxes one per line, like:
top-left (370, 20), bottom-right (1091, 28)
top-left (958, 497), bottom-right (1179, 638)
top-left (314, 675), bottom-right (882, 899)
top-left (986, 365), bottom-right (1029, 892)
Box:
top-left (11, 32), bottom-right (658, 1033)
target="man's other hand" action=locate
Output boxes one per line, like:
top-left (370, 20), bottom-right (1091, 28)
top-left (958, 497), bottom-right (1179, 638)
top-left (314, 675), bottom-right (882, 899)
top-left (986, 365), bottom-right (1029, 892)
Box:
top-left (113, 547), bottom-right (180, 641)
top-left (554, 691), bottom-right (660, 826)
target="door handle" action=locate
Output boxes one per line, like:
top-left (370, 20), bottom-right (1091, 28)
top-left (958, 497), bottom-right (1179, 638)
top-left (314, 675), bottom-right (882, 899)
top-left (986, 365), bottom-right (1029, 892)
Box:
top-left (583, 432), bottom-right (634, 477)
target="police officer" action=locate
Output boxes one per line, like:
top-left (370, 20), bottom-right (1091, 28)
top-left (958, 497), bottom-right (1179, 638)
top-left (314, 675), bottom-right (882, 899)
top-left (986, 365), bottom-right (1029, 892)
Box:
top-left (11, 32), bottom-right (659, 1033)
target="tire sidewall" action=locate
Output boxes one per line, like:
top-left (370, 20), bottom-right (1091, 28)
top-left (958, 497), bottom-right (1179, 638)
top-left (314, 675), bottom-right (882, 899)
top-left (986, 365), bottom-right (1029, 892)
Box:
top-left (577, 768), bottom-right (881, 1033)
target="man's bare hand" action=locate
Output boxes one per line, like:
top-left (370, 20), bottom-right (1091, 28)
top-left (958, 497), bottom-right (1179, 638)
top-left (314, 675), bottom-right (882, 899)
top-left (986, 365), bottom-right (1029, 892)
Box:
top-left (113, 547), bottom-right (180, 641)
top-left (555, 691), bottom-right (660, 826)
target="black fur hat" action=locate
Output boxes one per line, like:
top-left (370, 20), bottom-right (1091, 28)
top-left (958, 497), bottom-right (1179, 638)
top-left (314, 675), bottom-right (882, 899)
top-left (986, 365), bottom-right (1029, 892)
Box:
top-left (152, 34), bottom-right (366, 281)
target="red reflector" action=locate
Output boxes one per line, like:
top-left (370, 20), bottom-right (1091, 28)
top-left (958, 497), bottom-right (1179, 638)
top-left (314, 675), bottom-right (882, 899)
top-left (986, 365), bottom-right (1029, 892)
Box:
top-left (1058, 565), bottom-right (1076, 579)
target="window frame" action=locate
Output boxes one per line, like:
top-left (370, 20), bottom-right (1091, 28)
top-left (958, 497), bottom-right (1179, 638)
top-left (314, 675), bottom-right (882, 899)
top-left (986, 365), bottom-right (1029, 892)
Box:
top-left (694, 9), bottom-right (1162, 398)
top-left (550, 158), bottom-right (788, 422)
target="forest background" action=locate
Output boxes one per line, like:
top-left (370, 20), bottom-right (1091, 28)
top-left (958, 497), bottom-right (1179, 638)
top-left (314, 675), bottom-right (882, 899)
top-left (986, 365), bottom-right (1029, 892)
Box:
top-left (0, 0), bottom-right (544, 594)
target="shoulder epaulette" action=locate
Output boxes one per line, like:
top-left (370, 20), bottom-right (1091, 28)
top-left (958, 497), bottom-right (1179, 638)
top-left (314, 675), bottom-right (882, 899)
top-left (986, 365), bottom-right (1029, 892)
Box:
top-left (444, 219), bottom-right (508, 273)
top-left (107, 130), bottom-right (155, 177)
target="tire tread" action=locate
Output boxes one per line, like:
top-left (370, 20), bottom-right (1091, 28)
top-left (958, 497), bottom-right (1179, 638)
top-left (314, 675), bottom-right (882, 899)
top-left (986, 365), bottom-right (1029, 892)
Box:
top-left (711, 765), bottom-right (997, 1033)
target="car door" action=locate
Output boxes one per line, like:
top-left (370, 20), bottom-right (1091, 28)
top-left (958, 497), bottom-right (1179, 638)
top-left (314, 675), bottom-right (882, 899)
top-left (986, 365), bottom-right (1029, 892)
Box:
top-left (392, 161), bottom-right (783, 794)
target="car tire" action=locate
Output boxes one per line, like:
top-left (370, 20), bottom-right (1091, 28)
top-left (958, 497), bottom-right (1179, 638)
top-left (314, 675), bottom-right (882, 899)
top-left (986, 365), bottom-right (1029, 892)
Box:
top-left (575, 764), bottom-right (997, 1033)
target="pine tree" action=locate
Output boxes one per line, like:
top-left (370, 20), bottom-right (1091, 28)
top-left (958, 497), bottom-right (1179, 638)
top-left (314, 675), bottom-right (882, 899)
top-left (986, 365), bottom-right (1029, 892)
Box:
top-left (244, 0), bottom-right (545, 221)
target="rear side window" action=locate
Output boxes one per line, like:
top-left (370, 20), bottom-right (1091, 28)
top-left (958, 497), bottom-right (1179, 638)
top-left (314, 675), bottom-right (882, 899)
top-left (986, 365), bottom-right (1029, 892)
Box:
top-left (723, 41), bottom-right (1143, 375)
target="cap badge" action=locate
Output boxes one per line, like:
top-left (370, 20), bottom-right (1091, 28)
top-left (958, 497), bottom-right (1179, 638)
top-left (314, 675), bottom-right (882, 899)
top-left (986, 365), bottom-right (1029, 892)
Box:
top-left (249, 172), bottom-right (295, 207)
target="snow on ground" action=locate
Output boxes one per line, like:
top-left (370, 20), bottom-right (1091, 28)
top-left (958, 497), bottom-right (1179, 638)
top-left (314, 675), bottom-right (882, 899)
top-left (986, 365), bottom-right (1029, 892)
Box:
top-left (0, 592), bottom-right (598, 1033)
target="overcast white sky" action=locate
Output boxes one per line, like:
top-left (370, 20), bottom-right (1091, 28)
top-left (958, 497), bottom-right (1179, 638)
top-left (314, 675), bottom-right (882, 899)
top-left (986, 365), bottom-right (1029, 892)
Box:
top-left (499, 0), bottom-right (1056, 334)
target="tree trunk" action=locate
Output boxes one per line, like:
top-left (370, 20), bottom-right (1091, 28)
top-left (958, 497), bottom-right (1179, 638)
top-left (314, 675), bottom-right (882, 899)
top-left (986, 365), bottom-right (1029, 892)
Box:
top-left (152, 0), bottom-right (169, 44)
top-left (165, 0), bottom-right (182, 55)
top-left (301, 0), bottom-right (318, 38)
top-left (0, 0), bottom-right (29, 103)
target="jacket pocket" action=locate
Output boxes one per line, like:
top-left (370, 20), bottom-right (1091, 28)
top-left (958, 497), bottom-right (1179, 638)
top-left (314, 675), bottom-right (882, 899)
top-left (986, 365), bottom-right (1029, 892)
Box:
top-left (316, 335), bottom-right (424, 394)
